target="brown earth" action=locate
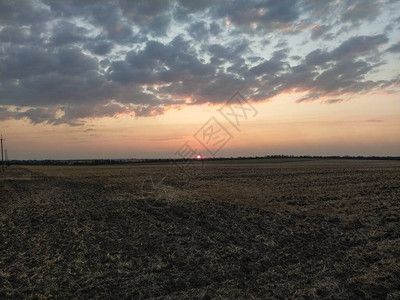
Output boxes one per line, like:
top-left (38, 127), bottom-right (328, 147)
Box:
top-left (0, 160), bottom-right (399, 299)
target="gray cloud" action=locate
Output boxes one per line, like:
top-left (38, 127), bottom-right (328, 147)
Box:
top-left (310, 25), bottom-right (330, 40)
top-left (0, 0), bottom-right (399, 125)
top-left (62, 102), bottom-right (129, 120)
top-left (188, 21), bottom-right (209, 40)
top-left (211, 0), bottom-right (300, 32)
top-left (18, 107), bottom-right (60, 125)
top-left (0, 26), bottom-right (34, 44)
top-left (50, 20), bottom-right (89, 46)
top-left (86, 40), bottom-right (114, 56)
top-left (322, 98), bottom-right (344, 104)
top-left (387, 42), bottom-right (400, 53)
top-left (0, 0), bottom-right (52, 26)
top-left (304, 34), bottom-right (389, 67)
top-left (330, 35), bottom-right (388, 60)
top-left (341, 0), bottom-right (381, 23)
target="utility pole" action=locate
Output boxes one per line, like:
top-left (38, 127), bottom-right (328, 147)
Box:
top-left (1, 135), bottom-right (4, 170)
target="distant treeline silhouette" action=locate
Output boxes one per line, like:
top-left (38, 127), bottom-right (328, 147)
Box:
top-left (8, 155), bottom-right (400, 166)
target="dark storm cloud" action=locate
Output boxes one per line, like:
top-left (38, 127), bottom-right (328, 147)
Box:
top-left (0, 0), bottom-right (399, 125)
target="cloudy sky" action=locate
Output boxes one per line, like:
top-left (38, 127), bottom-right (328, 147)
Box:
top-left (0, 0), bottom-right (399, 159)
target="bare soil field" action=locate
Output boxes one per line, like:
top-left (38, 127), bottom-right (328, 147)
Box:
top-left (1, 160), bottom-right (399, 299)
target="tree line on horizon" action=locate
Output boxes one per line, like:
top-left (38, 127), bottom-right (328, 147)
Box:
top-left (6, 155), bottom-right (400, 166)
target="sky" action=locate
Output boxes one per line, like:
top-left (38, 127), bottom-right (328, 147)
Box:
top-left (0, 0), bottom-right (399, 159)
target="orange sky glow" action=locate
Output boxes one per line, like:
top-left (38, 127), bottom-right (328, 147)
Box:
top-left (2, 92), bottom-right (399, 159)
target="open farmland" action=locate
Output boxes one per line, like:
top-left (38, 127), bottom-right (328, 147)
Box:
top-left (1, 160), bottom-right (399, 299)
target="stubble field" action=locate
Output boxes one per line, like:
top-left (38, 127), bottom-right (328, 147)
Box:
top-left (1, 160), bottom-right (399, 299)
